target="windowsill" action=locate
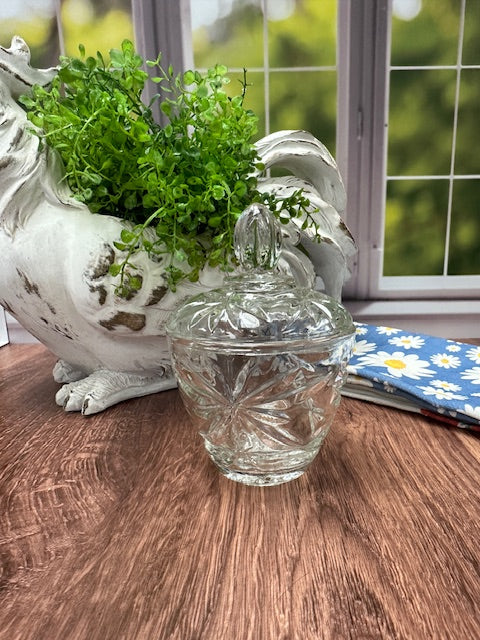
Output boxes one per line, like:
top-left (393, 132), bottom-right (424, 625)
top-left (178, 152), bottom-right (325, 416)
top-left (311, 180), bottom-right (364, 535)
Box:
top-left (345, 299), bottom-right (480, 338)
top-left (6, 300), bottom-right (480, 343)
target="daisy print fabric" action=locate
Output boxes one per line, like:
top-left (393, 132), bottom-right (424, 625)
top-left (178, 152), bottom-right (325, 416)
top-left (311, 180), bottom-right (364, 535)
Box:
top-left (344, 323), bottom-right (480, 431)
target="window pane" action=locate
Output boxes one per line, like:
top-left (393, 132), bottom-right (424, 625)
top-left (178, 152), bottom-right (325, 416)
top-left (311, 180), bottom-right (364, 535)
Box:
top-left (390, 0), bottom-right (460, 67)
top-left (383, 180), bottom-right (448, 276)
top-left (454, 69), bottom-right (480, 175)
top-left (191, 0), bottom-right (263, 69)
top-left (0, 0), bottom-right (59, 67)
top-left (61, 0), bottom-right (133, 58)
top-left (387, 70), bottom-right (455, 176)
top-left (270, 70), bottom-right (336, 154)
top-left (448, 179), bottom-right (480, 274)
top-left (462, 0), bottom-right (480, 65)
top-left (191, 0), bottom-right (337, 147)
top-left (1, 0), bottom-right (133, 66)
top-left (267, 0), bottom-right (336, 68)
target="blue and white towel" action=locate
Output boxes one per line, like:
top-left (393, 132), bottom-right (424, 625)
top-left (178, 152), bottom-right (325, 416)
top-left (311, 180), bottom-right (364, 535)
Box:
top-left (343, 323), bottom-right (480, 431)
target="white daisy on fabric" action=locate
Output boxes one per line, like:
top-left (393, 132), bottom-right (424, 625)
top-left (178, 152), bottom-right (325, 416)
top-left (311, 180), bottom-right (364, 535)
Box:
top-left (388, 335), bottom-right (425, 350)
top-left (464, 404), bottom-right (480, 420)
top-left (461, 367), bottom-right (480, 384)
top-left (430, 379), bottom-right (462, 392)
top-left (430, 353), bottom-right (461, 369)
top-left (352, 339), bottom-right (376, 356)
top-left (355, 325), bottom-right (368, 335)
top-left (382, 382), bottom-right (396, 394)
top-left (419, 386), bottom-right (467, 401)
top-left (466, 346), bottom-right (480, 364)
top-left (376, 326), bottom-right (401, 336)
top-left (356, 351), bottom-right (435, 379)
top-left (446, 344), bottom-right (461, 352)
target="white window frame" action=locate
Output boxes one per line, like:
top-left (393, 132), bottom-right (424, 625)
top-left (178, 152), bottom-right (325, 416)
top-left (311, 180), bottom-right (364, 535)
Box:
top-left (337, 0), bottom-right (389, 302)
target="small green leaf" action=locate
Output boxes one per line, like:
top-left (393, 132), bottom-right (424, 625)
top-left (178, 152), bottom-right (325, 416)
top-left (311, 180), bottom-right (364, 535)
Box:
top-left (174, 249), bottom-right (187, 262)
top-left (120, 229), bottom-right (136, 243)
top-left (127, 275), bottom-right (143, 290)
top-left (208, 216), bottom-right (222, 228)
top-left (160, 101), bottom-right (172, 116)
top-left (122, 39), bottom-right (135, 55)
top-left (212, 185), bottom-right (225, 200)
top-left (29, 114), bottom-right (44, 127)
top-left (234, 180), bottom-right (247, 197)
top-left (183, 70), bottom-right (195, 85)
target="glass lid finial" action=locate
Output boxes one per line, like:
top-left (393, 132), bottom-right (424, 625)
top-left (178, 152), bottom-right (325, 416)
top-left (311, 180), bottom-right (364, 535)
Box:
top-left (234, 203), bottom-right (283, 272)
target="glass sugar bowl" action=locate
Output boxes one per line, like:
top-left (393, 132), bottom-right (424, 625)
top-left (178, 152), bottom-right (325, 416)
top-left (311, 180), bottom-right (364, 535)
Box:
top-left (166, 204), bottom-right (355, 486)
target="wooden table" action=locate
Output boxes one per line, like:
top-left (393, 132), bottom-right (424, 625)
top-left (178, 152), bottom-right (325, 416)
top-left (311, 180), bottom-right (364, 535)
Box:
top-left (1, 344), bottom-right (479, 640)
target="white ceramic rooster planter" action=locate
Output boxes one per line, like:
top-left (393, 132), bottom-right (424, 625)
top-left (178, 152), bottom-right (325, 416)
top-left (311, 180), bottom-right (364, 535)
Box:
top-left (0, 37), bottom-right (355, 415)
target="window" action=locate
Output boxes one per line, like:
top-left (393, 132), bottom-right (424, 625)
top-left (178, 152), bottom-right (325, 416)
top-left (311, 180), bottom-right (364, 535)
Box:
top-left (338, 0), bottom-right (480, 336)
top-left (186, 0), bottom-right (480, 335)
top-left (3, 0), bottom-right (479, 338)
top-left (385, 0), bottom-right (480, 290)
top-left (368, 0), bottom-right (480, 299)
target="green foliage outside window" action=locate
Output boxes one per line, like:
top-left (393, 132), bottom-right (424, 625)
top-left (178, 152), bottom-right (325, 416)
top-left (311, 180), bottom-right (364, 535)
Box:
top-left (387, 0), bottom-right (480, 277)
top-left (193, 0), bottom-right (480, 279)
top-left (0, 0), bottom-right (133, 69)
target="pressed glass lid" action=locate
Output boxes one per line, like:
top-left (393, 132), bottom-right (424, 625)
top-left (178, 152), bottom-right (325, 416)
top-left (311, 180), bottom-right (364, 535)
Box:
top-left (166, 204), bottom-right (355, 345)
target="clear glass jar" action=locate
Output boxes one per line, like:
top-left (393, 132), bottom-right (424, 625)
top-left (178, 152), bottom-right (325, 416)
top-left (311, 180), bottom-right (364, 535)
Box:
top-left (166, 204), bottom-right (355, 486)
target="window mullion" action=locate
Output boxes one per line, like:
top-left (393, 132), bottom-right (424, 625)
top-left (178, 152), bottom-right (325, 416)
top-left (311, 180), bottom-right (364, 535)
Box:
top-left (262, 0), bottom-right (271, 136)
top-left (443, 0), bottom-right (466, 276)
top-left (54, 0), bottom-right (65, 56)
top-left (131, 0), bottom-right (193, 122)
top-left (337, 0), bottom-right (390, 300)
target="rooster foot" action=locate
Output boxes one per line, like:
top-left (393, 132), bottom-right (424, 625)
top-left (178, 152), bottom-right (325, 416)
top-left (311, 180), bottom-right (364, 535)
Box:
top-left (53, 359), bottom-right (87, 383)
top-left (55, 365), bottom-right (177, 415)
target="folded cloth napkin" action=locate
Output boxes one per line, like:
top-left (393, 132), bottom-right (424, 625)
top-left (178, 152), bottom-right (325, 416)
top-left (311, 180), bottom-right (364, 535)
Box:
top-left (343, 323), bottom-right (480, 431)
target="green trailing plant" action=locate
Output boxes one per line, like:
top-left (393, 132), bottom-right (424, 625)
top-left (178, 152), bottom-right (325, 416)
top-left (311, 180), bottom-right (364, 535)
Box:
top-left (20, 40), bottom-right (315, 294)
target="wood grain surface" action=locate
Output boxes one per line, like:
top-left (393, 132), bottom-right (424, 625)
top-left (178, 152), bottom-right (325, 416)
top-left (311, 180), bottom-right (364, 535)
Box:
top-left (1, 344), bottom-right (479, 640)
